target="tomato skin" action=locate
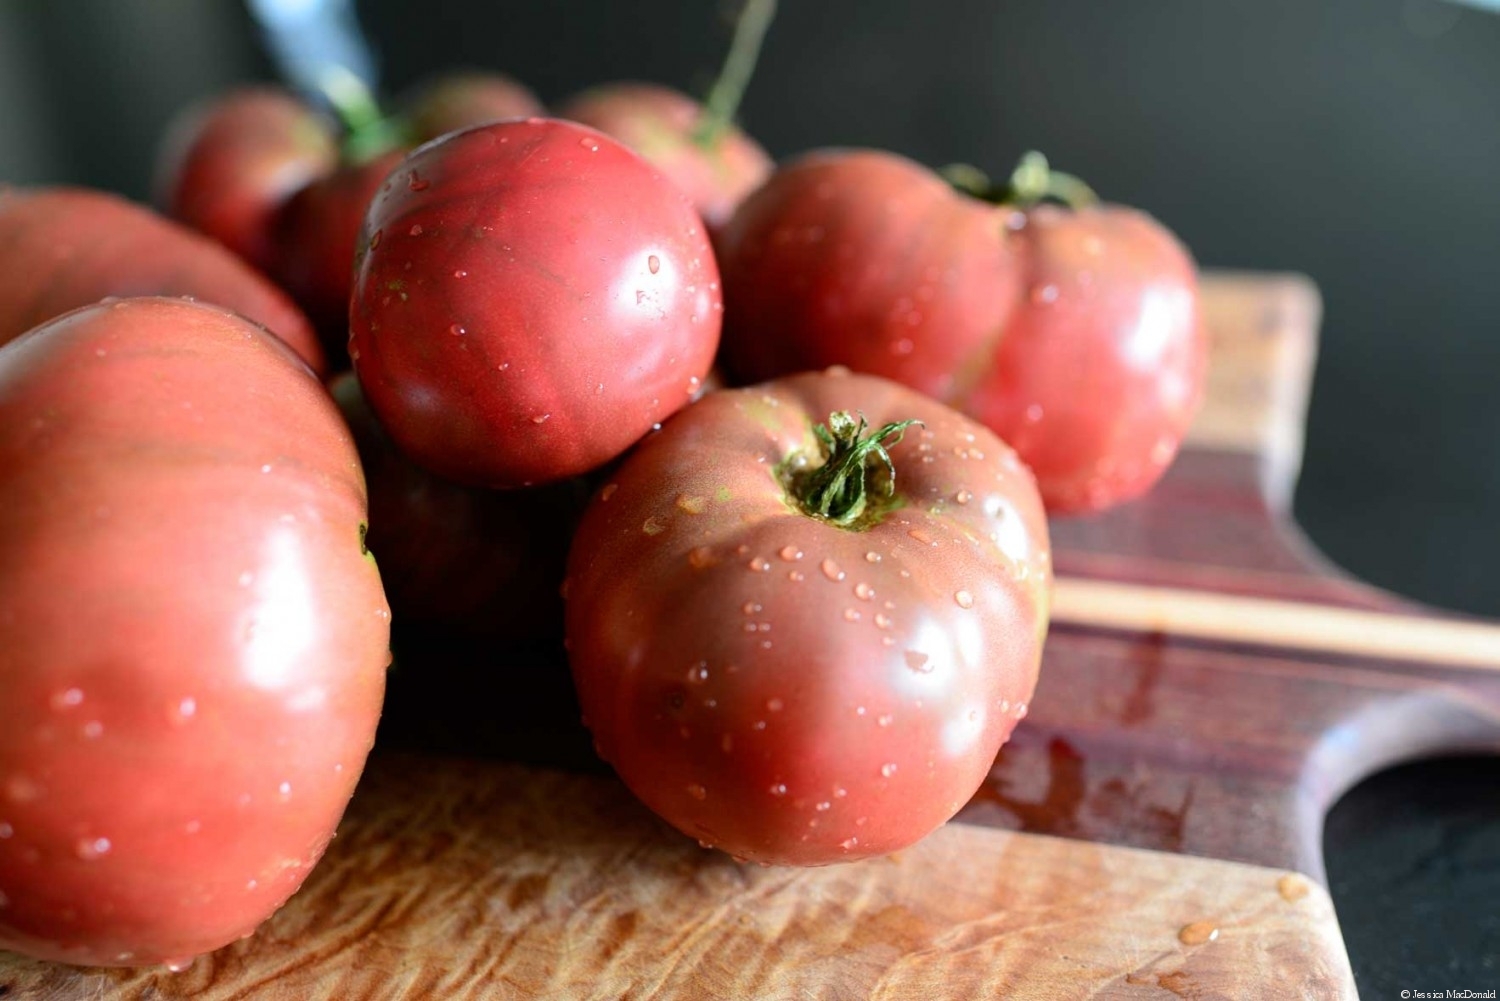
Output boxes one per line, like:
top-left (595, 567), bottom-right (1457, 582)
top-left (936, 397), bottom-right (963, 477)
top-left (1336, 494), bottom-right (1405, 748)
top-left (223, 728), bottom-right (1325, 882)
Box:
top-left (718, 150), bottom-right (1020, 404)
top-left (962, 205), bottom-right (1205, 512)
top-left (401, 71), bottom-right (545, 144)
top-left (273, 150), bottom-right (406, 363)
top-left (330, 372), bottom-right (584, 641)
top-left (350, 118), bottom-right (721, 488)
top-left (565, 370), bottom-right (1050, 866)
top-left (717, 149), bottom-right (1207, 513)
top-left (557, 83), bottom-right (772, 232)
top-left (0, 298), bottom-right (389, 967)
top-left (154, 87), bottom-right (338, 276)
top-left (0, 187), bottom-right (325, 374)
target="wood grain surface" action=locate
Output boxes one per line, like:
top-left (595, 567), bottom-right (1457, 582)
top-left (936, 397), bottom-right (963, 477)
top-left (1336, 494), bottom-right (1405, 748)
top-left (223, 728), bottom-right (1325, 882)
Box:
top-left (6, 271), bottom-right (1496, 998)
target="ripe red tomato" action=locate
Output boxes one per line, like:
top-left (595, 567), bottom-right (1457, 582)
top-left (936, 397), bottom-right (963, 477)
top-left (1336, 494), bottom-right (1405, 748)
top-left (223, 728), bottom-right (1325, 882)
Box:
top-left (400, 71), bottom-right (545, 143)
top-left (154, 87), bottom-right (338, 275)
top-left (349, 117), bottom-right (721, 488)
top-left (0, 298), bottom-right (389, 968)
top-left (557, 83), bottom-right (772, 232)
top-left (717, 149), bottom-right (1206, 513)
top-left (565, 369), bottom-right (1051, 866)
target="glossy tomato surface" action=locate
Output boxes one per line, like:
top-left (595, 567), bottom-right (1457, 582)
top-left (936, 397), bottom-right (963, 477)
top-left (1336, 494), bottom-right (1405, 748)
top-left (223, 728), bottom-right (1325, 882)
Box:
top-left (0, 187), bottom-right (325, 373)
top-left (350, 117), bottom-right (720, 488)
top-left (716, 149), bottom-right (1206, 514)
top-left (718, 150), bottom-right (1020, 404)
top-left (565, 370), bottom-right (1050, 866)
top-left (154, 87), bottom-right (337, 275)
top-left (0, 298), bottom-right (389, 967)
top-left (557, 83), bottom-right (772, 232)
top-left (961, 205), bottom-right (1205, 512)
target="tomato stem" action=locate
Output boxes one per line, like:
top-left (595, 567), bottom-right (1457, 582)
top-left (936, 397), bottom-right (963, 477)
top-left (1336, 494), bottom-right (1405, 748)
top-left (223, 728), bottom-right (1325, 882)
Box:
top-left (317, 65), bottom-right (409, 165)
top-left (693, 0), bottom-right (778, 148)
top-left (941, 151), bottom-right (1098, 210)
top-left (795, 412), bottom-right (921, 527)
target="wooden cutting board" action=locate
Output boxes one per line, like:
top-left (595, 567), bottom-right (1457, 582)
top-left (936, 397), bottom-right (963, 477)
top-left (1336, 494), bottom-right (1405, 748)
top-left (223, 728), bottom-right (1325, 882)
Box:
top-left (5, 272), bottom-right (1498, 999)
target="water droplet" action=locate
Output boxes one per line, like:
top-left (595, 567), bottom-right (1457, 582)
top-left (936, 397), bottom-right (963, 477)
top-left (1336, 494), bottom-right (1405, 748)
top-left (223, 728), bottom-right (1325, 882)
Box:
top-left (814, 801), bottom-right (832, 812)
top-left (278, 781), bottom-right (292, 800)
top-left (5, 774), bottom-right (41, 802)
top-left (1015, 703), bottom-right (1029, 720)
top-left (697, 839), bottom-right (715, 849)
top-left (408, 223), bottom-right (424, 236)
top-left (1152, 435), bottom-right (1176, 465)
top-left (449, 324), bottom-right (465, 336)
top-left (742, 601), bottom-right (762, 615)
top-left (769, 783), bottom-right (787, 796)
top-left (648, 255), bottom-right (661, 274)
top-left (164, 957), bottom-right (194, 973)
top-left (748, 556), bottom-right (771, 572)
top-left (840, 837), bottom-right (859, 850)
top-left (880, 763), bottom-right (898, 778)
top-left (954, 490), bottom-right (972, 504)
top-left (779, 545), bottom-right (804, 562)
top-left (1030, 284), bottom-right (1059, 305)
top-left (853, 582), bottom-right (875, 601)
top-left (864, 551), bottom-right (881, 563)
top-left (904, 650), bottom-right (931, 673)
top-left (955, 590), bottom-right (974, 609)
top-left (907, 528), bottom-right (935, 546)
top-left (843, 608), bottom-right (861, 622)
top-left (676, 494), bottom-right (707, 514)
top-left (1277, 874), bottom-right (1310, 902)
top-left (874, 613), bottom-right (893, 629)
top-left (453, 269), bottom-right (468, 279)
top-left (877, 714), bottom-right (893, 727)
top-left (601, 484), bottom-right (618, 502)
top-left (75, 836), bottom-right (112, 860)
top-left (184, 819), bottom-right (201, 834)
top-left (821, 558), bottom-right (845, 582)
top-left (580, 136), bottom-right (600, 151)
top-left (530, 413), bottom-right (551, 425)
top-left (688, 546), bottom-right (716, 568)
top-left (1025, 403), bottom-right (1044, 424)
top-left (81, 720), bottom-right (103, 739)
top-left (497, 362), bottom-right (510, 371)
top-left (50, 688), bottom-right (84, 711)
top-left (687, 783), bottom-right (707, 800)
top-left (686, 662), bottom-right (710, 684)
top-left (1177, 921), bottom-right (1220, 946)
top-left (890, 338), bottom-right (915, 356)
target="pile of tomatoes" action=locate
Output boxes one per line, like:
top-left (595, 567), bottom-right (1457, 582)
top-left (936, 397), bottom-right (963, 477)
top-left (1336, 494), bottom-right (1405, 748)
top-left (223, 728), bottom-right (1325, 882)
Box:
top-left (0, 42), bottom-right (1205, 972)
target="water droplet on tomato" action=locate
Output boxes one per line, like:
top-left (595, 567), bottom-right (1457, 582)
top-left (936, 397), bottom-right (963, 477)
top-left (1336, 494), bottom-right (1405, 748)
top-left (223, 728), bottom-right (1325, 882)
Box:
top-left (688, 546), bottom-right (715, 568)
top-left (854, 582), bottom-right (875, 601)
top-left (497, 362), bottom-right (510, 372)
top-left (1030, 284), bottom-right (1059, 305)
top-left (748, 556), bottom-right (771, 572)
top-left (170, 697), bottom-right (196, 725)
top-left (874, 614), bottom-right (893, 630)
top-left (955, 590), bottom-right (974, 608)
top-left (1015, 702), bottom-right (1029, 720)
top-left (580, 137), bottom-right (600, 151)
top-left (864, 551), bottom-right (881, 563)
top-left (687, 783), bottom-right (707, 800)
top-left (686, 662), bottom-right (709, 684)
top-left (1024, 404), bottom-right (1044, 424)
top-left (81, 721), bottom-right (103, 739)
top-left (768, 783), bottom-right (787, 796)
top-left (840, 837), bottom-right (859, 850)
top-left (5, 774), bottom-right (41, 803)
top-left (530, 413), bottom-right (551, 425)
top-left (278, 781), bottom-right (292, 800)
top-left (766, 698), bottom-right (784, 712)
top-left (164, 957), bottom-right (194, 973)
top-left (49, 688), bottom-right (84, 711)
top-left (75, 836), bottom-right (111, 860)
top-left (779, 545), bottom-right (804, 562)
top-left (648, 255), bottom-right (661, 274)
top-left (821, 558), bottom-right (845, 582)
top-left (843, 608), bottom-right (861, 622)
top-left (907, 528), bottom-right (935, 546)
top-left (880, 763), bottom-right (898, 778)
top-left (408, 223), bottom-right (424, 236)
top-left (184, 820), bottom-right (201, 834)
top-left (954, 490), bottom-right (972, 504)
top-left (453, 269), bottom-right (468, 278)
top-left (890, 338), bottom-right (915, 356)
top-left (600, 484), bottom-right (618, 502)
top-left (1177, 921), bottom-right (1220, 945)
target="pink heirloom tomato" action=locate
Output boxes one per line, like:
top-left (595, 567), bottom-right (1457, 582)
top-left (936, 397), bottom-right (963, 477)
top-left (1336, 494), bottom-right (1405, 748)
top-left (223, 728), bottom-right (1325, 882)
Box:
top-left (565, 369), bottom-right (1050, 866)
top-left (349, 117), bottom-right (721, 488)
top-left (0, 298), bottom-right (389, 968)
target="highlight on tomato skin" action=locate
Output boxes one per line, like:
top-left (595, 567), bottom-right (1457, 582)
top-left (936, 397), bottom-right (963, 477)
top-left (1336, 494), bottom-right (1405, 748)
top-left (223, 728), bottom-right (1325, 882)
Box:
top-left (563, 369), bottom-right (1051, 867)
top-left (0, 297), bottom-right (389, 969)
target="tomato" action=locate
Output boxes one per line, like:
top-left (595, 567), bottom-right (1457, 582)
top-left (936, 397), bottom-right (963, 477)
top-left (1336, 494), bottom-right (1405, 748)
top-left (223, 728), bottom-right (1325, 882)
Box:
top-left (400, 71), bottom-right (545, 144)
top-left (273, 150), bottom-right (405, 362)
top-left (331, 372), bottom-right (585, 642)
top-left (154, 87), bottom-right (338, 276)
top-left (349, 117), bottom-right (721, 488)
top-left (564, 369), bottom-right (1050, 866)
top-left (716, 149), bottom-right (1206, 513)
top-left (0, 187), bottom-right (325, 374)
top-left (0, 298), bottom-right (389, 968)
top-left (557, 83), bottom-right (772, 232)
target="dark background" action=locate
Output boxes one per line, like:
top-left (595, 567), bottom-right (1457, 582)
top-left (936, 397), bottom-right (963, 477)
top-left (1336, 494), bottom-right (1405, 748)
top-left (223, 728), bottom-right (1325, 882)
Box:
top-left (1, 0), bottom-right (1496, 993)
